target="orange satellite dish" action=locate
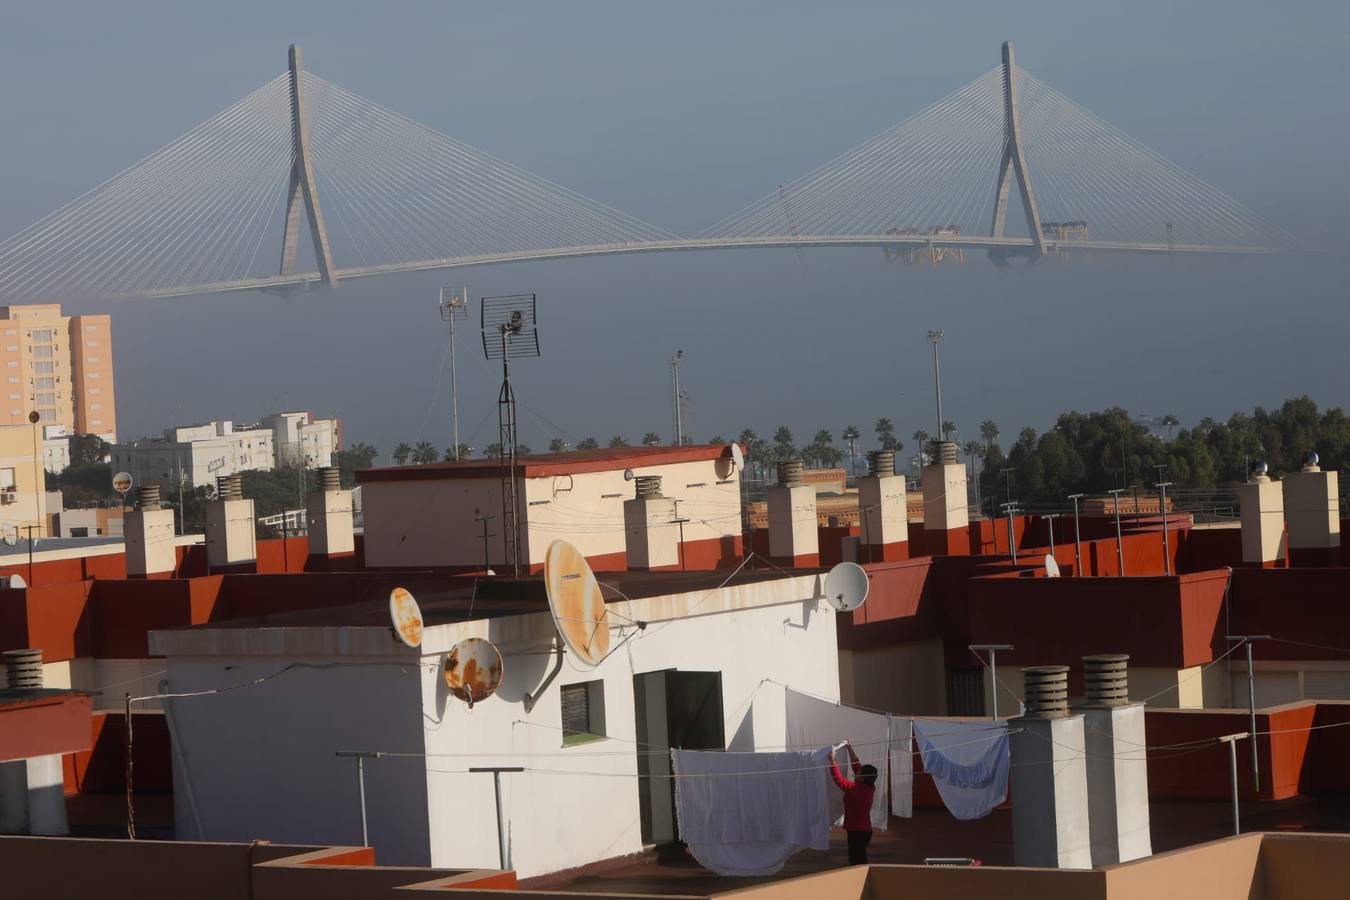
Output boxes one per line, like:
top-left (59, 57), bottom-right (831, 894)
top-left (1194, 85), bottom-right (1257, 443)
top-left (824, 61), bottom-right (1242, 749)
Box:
top-left (544, 540), bottom-right (610, 668)
top-left (388, 586), bottom-right (425, 648)
top-left (444, 637), bottom-right (504, 707)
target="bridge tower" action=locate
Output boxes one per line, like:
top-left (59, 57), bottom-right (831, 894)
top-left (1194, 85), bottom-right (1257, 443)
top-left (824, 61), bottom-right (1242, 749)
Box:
top-left (279, 44), bottom-right (337, 286)
top-left (989, 41), bottom-right (1047, 254)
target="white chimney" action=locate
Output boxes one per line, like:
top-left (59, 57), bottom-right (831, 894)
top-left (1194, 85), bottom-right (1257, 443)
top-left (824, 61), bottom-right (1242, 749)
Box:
top-left (1076, 655), bottom-right (1152, 866)
top-left (858, 449), bottom-right (908, 561)
top-left (205, 474), bottom-right (256, 568)
top-left (307, 467), bottom-right (354, 558)
top-left (766, 460), bottom-right (819, 567)
top-left (624, 475), bottom-right (679, 570)
top-left (123, 485), bottom-right (177, 577)
top-left (1239, 462), bottom-right (1284, 566)
top-left (921, 441), bottom-right (969, 554)
top-left (1010, 666), bottom-right (1092, 869)
top-left (1282, 452), bottom-right (1340, 565)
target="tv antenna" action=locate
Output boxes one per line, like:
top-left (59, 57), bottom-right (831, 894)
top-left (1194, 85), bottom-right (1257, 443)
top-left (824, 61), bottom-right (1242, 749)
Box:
top-left (670, 351), bottom-right (684, 446)
top-left (481, 294), bottom-right (540, 576)
top-left (439, 287), bottom-right (469, 460)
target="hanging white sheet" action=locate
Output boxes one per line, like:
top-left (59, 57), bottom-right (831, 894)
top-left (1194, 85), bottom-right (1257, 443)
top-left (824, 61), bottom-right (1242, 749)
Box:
top-left (672, 747), bottom-right (833, 876)
top-left (912, 719), bottom-right (1010, 821)
top-left (889, 715), bottom-right (913, 819)
top-left (784, 687), bottom-right (890, 830)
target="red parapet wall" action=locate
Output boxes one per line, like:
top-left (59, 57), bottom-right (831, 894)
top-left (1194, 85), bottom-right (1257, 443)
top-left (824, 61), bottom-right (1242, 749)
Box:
top-left (64, 711), bottom-right (173, 795)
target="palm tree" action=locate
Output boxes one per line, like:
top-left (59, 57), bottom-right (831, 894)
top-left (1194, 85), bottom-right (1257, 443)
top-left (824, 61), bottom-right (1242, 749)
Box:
top-left (485, 442), bottom-right (502, 457)
top-left (911, 429), bottom-right (930, 446)
top-left (772, 426), bottom-right (796, 461)
top-left (979, 419), bottom-right (1000, 452)
top-left (608, 435), bottom-right (629, 448)
top-left (393, 442), bottom-right (412, 465)
top-left (548, 438), bottom-right (570, 453)
top-left (642, 432), bottom-right (661, 446)
top-left (1161, 414), bottom-right (1179, 440)
top-left (842, 425), bottom-right (861, 475)
top-left (942, 421), bottom-right (957, 441)
top-left (577, 437), bottom-right (600, 450)
top-left (874, 418), bottom-right (898, 451)
top-left (412, 441), bottom-right (439, 464)
top-left (709, 435), bottom-right (726, 444)
top-left (443, 443), bottom-right (472, 461)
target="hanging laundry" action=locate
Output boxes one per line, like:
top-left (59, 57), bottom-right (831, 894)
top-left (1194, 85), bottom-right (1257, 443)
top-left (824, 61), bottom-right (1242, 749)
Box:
top-left (784, 688), bottom-right (890, 829)
top-left (889, 715), bottom-right (913, 819)
top-left (672, 748), bottom-right (832, 877)
top-left (912, 719), bottom-right (1010, 821)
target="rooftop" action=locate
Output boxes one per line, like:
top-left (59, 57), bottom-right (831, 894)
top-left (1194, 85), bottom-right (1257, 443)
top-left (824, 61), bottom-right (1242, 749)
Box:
top-left (356, 442), bottom-right (736, 481)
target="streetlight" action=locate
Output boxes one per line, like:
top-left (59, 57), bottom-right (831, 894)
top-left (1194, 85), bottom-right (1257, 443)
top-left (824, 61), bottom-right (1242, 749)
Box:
top-left (927, 331), bottom-right (944, 441)
top-left (1067, 494), bottom-right (1085, 575)
top-left (1107, 488), bottom-right (1126, 576)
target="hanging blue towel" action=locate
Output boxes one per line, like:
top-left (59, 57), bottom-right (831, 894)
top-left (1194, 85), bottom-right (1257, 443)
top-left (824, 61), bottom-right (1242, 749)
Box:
top-left (912, 719), bottom-right (1009, 820)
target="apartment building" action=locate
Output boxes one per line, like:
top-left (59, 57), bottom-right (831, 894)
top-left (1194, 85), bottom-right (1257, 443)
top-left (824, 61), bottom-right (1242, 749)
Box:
top-left (0, 305), bottom-right (116, 441)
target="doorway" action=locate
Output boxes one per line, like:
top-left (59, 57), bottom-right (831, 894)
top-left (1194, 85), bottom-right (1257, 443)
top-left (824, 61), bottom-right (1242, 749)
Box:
top-left (633, 669), bottom-right (725, 843)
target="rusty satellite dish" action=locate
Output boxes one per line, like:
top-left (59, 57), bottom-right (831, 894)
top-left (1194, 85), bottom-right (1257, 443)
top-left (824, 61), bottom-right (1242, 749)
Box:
top-left (544, 540), bottom-right (610, 668)
top-left (444, 637), bottom-right (503, 708)
top-left (388, 586), bottom-right (425, 648)
top-left (823, 561), bottom-right (870, 612)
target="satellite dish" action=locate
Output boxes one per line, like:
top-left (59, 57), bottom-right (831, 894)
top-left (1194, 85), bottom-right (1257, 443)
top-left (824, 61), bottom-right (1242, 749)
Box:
top-left (388, 587), bottom-right (425, 648)
top-left (543, 540), bottom-right (610, 668)
top-left (623, 468), bottom-right (635, 482)
top-left (1045, 554), bottom-right (1061, 578)
top-left (823, 562), bottom-right (870, 612)
top-left (112, 471), bottom-right (133, 495)
top-left (444, 637), bottom-right (504, 708)
top-left (1, 573), bottom-right (26, 589)
top-left (730, 443), bottom-right (745, 471)
top-left (2, 527), bottom-right (17, 547)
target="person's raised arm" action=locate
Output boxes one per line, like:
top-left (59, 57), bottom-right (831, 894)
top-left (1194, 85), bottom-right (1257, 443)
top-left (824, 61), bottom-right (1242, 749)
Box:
top-left (829, 748), bottom-right (854, 791)
top-left (845, 741), bottom-right (862, 777)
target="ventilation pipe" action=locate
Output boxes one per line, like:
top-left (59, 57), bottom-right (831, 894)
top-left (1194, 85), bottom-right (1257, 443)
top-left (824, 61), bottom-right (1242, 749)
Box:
top-left (1010, 664), bottom-right (1091, 868)
top-left (858, 449), bottom-right (907, 562)
top-left (306, 465), bottom-right (354, 560)
top-left (205, 473), bottom-right (256, 569)
top-left (1239, 462), bottom-right (1284, 566)
top-left (0, 649), bottom-right (68, 836)
top-left (766, 459), bottom-right (818, 567)
top-left (624, 474), bottom-right (679, 570)
top-left (921, 439), bottom-right (969, 554)
top-left (124, 483), bottom-right (176, 577)
top-left (1075, 654), bottom-right (1152, 865)
top-left (1282, 451), bottom-right (1340, 566)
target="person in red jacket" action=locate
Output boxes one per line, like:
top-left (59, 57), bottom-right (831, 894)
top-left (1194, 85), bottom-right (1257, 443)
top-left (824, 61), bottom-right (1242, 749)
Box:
top-left (829, 741), bottom-right (879, 865)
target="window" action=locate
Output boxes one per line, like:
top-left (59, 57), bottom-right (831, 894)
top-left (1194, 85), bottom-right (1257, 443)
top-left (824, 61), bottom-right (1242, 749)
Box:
top-left (3, 330), bottom-right (13, 336)
top-left (86, 357), bottom-right (99, 364)
top-left (34, 362), bottom-right (53, 374)
top-left (89, 372), bottom-right (100, 380)
top-left (89, 387), bottom-right (101, 396)
top-left (35, 392), bottom-right (55, 406)
top-left (38, 409), bottom-right (55, 422)
top-left (0, 468), bottom-right (13, 490)
top-left (560, 681), bottom-right (606, 745)
top-left (5, 362), bottom-right (15, 369)
top-left (32, 329), bottom-right (52, 343)
top-left (70, 527), bottom-right (89, 538)
top-left (946, 668), bottom-right (986, 717)
top-left (32, 346), bottom-right (52, 359)
top-left (84, 325), bottom-right (98, 332)
top-left (6, 394), bottom-right (16, 401)
top-left (5, 378), bottom-right (15, 384)
top-left (91, 419), bottom-right (102, 426)
top-left (34, 377), bottom-right (53, 390)
top-left (85, 341), bottom-right (99, 349)
top-left (4, 346), bottom-right (14, 353)
top-left (91, 403), bottom-right (102, 411)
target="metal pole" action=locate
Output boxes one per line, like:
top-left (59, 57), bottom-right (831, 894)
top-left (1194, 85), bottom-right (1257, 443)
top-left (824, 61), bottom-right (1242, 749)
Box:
top-left (356, 756), bottom-right (368, 846)
top-left (971, 644), bottom-right (1013, 720)
top-left (1157, 482), bottom-right (1173, 575)
top-left (1044, 513), bottom-right (1058, 560)
top-left (1068, 494), bottom-right (1083, 575)
top-left (450, 312), bottom-right (460, 460)
top-left (928, 331), bottom-right (944, 440)
top-left (1226, 735), bottom-right (1242, 835)
top-left (671, 351), bottom-right (683, 446)
top-left (1245, 641), bottom-right (1256, 792)
top-left (1000, 503), bottom-right (1019, 564)
top-left (470, 766), bottom-right (524, 870)
top-left (1108, 488), bottom-right (1125, 576)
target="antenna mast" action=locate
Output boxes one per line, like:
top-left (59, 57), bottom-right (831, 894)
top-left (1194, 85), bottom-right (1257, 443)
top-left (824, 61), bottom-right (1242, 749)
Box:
top-left (482, 294), bottom-right (540, 576)
top-left (439, 287), bottom-right (468, 459)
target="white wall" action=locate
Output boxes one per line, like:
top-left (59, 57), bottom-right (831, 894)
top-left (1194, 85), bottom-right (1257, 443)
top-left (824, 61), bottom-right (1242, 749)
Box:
top-left (150, 571), bottom-right (839, 880)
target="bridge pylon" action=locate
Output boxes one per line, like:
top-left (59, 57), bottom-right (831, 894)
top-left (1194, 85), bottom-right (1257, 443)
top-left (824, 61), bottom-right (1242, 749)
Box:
top-left (279, 44), bottom-right (337, 287)
top-left (989, 41), bottom-right (1046, 254)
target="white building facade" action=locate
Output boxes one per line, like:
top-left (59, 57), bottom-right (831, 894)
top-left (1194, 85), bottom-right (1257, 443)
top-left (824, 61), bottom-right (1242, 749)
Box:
top-left (148, 570), bottom-right (839, 877)
top-left (111, 421), bottom-right (275, 492)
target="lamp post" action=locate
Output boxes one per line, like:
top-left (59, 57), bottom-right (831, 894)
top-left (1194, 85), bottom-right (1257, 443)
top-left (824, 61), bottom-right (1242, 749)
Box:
top-left (928, 331), bottom-right (944, 440)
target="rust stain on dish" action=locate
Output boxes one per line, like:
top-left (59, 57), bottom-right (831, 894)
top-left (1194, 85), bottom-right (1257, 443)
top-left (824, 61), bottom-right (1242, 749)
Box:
top-left (389, 586), bottom-right (424, 648)
top-left (544, 541), bottom-right (610, 666)
top-left (445, 637), bottom-right (504, 703)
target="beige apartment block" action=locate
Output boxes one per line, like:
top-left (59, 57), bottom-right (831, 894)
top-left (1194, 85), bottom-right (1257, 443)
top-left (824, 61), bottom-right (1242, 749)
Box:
top-left (0, 305), bottom-right (116, 441)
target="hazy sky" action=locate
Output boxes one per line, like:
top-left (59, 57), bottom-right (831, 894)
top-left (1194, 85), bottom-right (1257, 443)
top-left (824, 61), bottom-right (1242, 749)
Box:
top-left (1, 1), bottom-right (1346, 459)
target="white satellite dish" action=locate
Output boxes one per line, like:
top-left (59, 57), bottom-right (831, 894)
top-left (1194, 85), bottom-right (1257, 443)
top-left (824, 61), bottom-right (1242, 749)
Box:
top-left (823, 562), bottom-right (870, 612)
top-left (1, 527), bottom-right (17, 547)
top-left (112, 471), bottom-right (133, 495)
top-left (544, 540), bottom-right (610, 668)
top-left (623, 468), bottom-right (635, 482)
top-left (729, 443), bottom-right (745, 471)
top-left (1, 573), bottom-right (26, 589)
top-left (388, 586), bottom-right (425, 648)
top-left (444, 637), bottom-right (504, 708)
top-left (1045, 554), bottom-right (1061, 578)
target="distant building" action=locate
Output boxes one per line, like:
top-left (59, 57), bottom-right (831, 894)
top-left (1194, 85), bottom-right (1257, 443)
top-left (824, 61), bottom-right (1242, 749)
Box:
top-left (0, 422), bottom-right (50, 537)
top-left (41, 424), bottom-right (70, 473)
top-left (111, 421), bottom-right (276, 493)
top-left (260, 411), bottom-right (340, 469)
top-left (0, 304), bottom-right (116, 441)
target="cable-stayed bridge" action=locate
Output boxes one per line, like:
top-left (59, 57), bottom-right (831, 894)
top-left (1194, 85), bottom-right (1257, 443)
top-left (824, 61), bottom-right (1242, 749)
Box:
top-left (0, 43), bottom-right (1293, 301)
